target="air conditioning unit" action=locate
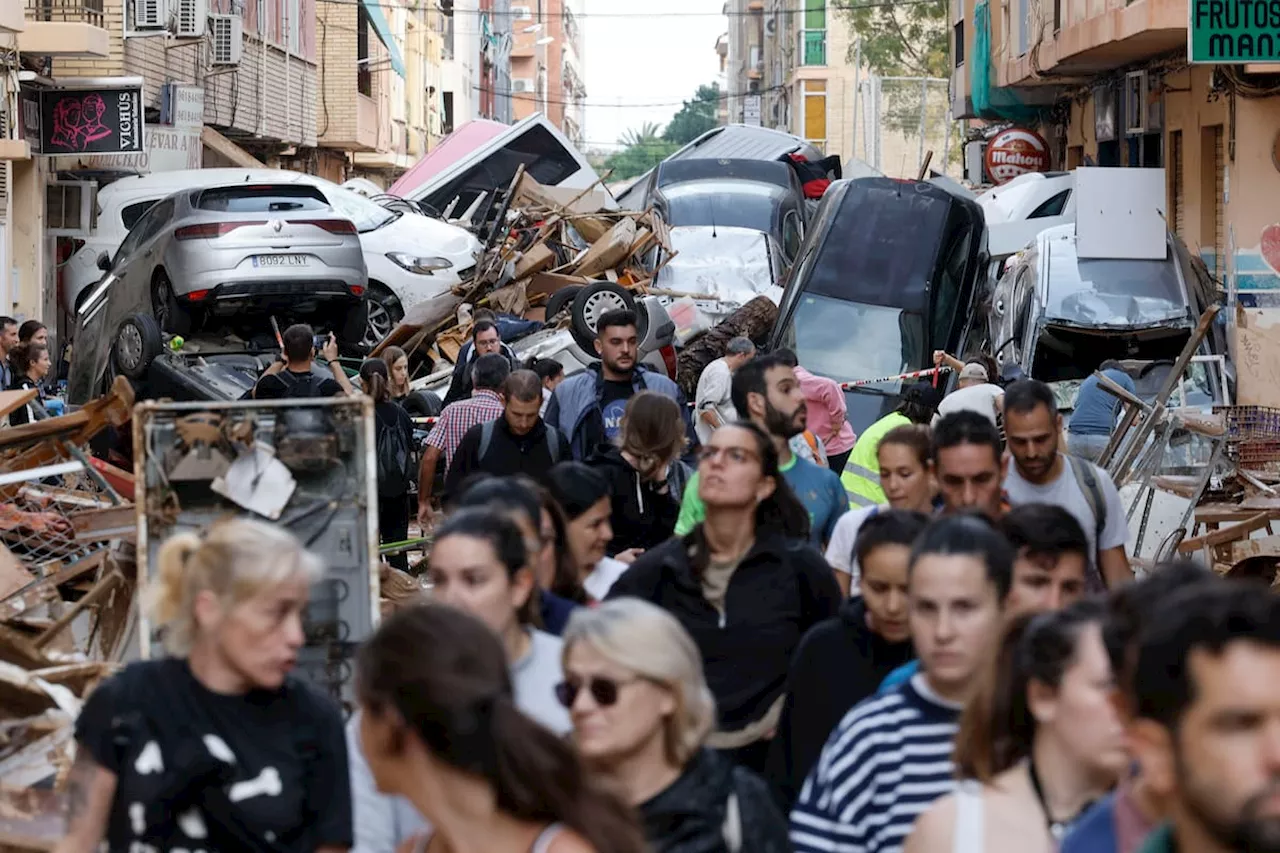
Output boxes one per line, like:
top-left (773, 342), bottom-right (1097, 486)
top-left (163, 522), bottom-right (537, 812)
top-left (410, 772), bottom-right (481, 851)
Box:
top-left (175, 0), bottom-right (206, 37)
top-left (210, 14), bottom-right (243, 65)
top-left (512, 4), bottom-right (531, 19)
top-left (1124, 71), bottom-right (1146, 135)
top-left (512, 78), bottom-right (534, 93)
top-left (134, 0), bottom-right (167, 29)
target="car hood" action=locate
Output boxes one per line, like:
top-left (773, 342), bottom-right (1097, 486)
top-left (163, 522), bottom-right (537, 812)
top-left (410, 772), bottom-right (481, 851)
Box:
top-left (370, 210), bottom-right (482, 262)
top-left (657, 225), bottom-right (783, 305)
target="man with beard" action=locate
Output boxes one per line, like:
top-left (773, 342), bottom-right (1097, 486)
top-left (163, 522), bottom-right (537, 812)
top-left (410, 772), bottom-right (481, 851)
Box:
top-left (674, 352), bottom-right (848, 548)
top-left (1128, 581), bottom-right (1280, 853)
top-left (545, 309), bottom-right (694, 460)
top-left (1002, 379), bottom-right (1132, 590)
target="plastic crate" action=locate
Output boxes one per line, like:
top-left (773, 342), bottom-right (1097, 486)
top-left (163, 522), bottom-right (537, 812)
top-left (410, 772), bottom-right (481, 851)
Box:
top-left (1215, 405), bottom-right (1280, 442)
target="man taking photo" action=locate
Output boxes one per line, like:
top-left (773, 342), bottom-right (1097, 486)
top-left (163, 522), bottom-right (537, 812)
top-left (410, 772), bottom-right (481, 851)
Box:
top-left (253, 323), bottom-right (354, 399)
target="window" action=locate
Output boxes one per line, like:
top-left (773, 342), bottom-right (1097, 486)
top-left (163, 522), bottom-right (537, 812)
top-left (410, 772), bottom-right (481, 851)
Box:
top-left (327, 187), bottom-right (398, 232)
top-left (802, 79), bottom-right (826, 146)
top-left (777, 294), bottom-right (925, 389)
top-left (931, 231), bottom-right (971, 347)
top-left (195, 185), bottom-right (330, 212)
top-left (286, 0), bottom-right (301, 53)
top-left (357, 6), bottom-right (372, 97)
top-left (442, 12), bottom-right (454, 60)
top-left (121, 199), bottom-right (159, 231)
top-left (442, 91), bottom-right (454, 133)
top-left (1018, 0), bottom-right (1029, 54)
top-left (954, 20), bottom-right (965, 65)
top-left (801, 0), bottom-right (826, 65)
top-left (113, 198), bottom-right (174, 269)
top-left (782, 210), bottom-right (803, 261)
top-left (1028, 190), bottom-right (1070, 219)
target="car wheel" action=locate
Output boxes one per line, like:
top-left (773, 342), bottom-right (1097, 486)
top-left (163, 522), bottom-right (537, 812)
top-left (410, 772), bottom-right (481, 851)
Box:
top-left (112, 313), bottom-right (163, 380)
top-left (544, 285), bottom-right (582, 323)
top-left (340, 298), bottom-right (371, 355)
top-left (363, 285), bottom-right (403, 349)
top-left (570, 282), bottom-right (643, 350)
top-left (151, 273), bottom-right (192, 336)
top-left (402, 389), bottom-right (443, 418)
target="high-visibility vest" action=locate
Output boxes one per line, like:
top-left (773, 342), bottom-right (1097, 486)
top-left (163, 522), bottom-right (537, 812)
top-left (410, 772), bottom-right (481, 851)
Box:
top-left (840, 412), bottom-right (910, 508)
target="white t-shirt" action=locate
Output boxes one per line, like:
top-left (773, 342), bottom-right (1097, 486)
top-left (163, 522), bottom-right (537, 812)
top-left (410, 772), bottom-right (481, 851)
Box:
top-left (694, 358), bottom-right (735, 444)
top-left (1003, 454), bottom-right (1129, 588)
top-left (932, 383), bottom-right (1004, 426)
top-left (823, 504), bottom-right (884, 582)
top-left (583, 556), bottom-right (629, 601)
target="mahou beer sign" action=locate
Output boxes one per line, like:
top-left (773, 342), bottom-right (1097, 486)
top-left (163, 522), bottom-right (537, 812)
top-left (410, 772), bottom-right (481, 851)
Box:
top-left (985, 127), bottom-right (1050, 184)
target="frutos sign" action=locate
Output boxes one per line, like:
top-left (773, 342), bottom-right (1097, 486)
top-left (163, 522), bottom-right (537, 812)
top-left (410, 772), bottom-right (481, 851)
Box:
top-left (1190, 0), bottom-right (1280, 62)
top-left (984, 128), bottom-right (1050, 185)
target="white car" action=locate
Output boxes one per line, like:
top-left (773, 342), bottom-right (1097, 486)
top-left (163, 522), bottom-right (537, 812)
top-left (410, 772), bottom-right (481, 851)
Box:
top-left (62, 168), bottom-right (483, 346)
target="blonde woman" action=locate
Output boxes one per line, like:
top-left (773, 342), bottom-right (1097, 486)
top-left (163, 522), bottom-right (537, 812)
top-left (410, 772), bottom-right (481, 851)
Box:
top-left (56, 519), bottom-right (351, 853)
top-left (562, 598), bottom-right (791, 852)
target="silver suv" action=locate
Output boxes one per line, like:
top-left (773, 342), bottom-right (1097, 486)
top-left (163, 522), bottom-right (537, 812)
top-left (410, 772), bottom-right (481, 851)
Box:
top-left (92, 182), bottom-right (369, 339)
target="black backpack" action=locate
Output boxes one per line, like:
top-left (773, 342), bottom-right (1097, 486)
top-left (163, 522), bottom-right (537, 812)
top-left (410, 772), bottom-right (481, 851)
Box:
top-left (477, 419), bottom-right (562, 466)
top-left (275, 369), bottom-right (330, 398)
top-left (375, 407), bottom-right (414, 497)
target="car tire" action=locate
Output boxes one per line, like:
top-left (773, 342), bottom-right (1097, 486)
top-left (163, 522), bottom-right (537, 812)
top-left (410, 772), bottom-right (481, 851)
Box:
top-left (544, 285), bottom-right (582, 323)
top-left (364, 285), bottom-right (403, 349)
top-left (570, 282), bottom-right (645, 350)
top-left (151, 273), bottom-right (192, 336)
top-left (112, 313), bottom-right (163, 380)
top-left (340, 298), bottom-right (371, 355)
top-left (402, 389), bottom-right (443, 418)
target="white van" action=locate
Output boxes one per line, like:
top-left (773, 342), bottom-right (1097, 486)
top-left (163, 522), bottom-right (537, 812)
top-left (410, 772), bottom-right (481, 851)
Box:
top-left (62, 168), bottom-right (484, 346)
top-left (388, 113), bottom-right (612, 218)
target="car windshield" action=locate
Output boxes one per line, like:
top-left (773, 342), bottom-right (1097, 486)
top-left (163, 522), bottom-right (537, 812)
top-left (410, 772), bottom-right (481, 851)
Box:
top-left (326, 186), bottom-right (399, 232)
top-left (777, 293), bottom-right (925, 391)
top-left (662, 183), bottom-right (779, 231)
top-left (1045, 237), bottom-right (1187, 327)
top-left (197, 185), bottom-right (330, 213)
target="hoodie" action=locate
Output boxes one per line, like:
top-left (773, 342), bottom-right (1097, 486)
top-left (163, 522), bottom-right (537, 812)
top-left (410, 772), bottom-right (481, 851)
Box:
top-left (766, 596), bottom-right (915, 809)
top-left (639, 748), bottom-right (791, 853)
top-left (586, 445), bottom-right (684, 556)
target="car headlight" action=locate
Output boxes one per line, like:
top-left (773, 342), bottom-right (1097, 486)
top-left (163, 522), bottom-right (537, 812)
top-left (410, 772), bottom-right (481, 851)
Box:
top-left (386, 252), bottom-right (454, 275)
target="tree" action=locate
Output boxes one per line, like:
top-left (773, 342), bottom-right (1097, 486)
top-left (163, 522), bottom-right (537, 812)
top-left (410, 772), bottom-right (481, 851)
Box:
top-left (603, 122), bottom-right (678, 181)
top-left (663, 83), bottom-right (721, 146)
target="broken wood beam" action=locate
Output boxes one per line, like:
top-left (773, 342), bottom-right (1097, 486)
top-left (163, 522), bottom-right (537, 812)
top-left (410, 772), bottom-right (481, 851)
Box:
top-left (1177, 512), bottom-right (1273, 554)
top-left (33, 572), bottom-right (120, 650)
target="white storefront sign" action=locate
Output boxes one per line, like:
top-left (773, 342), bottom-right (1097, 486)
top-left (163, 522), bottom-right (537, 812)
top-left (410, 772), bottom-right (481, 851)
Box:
top-left (743, 94), bottom-right (761, 127)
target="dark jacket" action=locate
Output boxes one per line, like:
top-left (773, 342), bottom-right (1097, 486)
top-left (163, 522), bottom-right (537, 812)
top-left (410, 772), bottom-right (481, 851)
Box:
top-left (586, 445), bottom-right (682, 555)
top-left (443, 416), bottom-right (570, 499)
top-left (766, 596), bottom-right (915, 809)
top-left (639, 748), bottom-right (790, 853)
top-left (442, 340), bottom-right (519, 407)
top-left (544, 363), bottom-right (697, 461)
top-left (608, 533), bottom-right (841, 731)
top-left (7, 375), bottom-right (45, 427)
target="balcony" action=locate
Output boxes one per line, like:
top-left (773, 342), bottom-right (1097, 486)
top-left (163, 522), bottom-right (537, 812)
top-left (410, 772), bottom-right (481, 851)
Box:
top-left (800, 28), bottom-right (826, 65)
top-left (1000, 0), bottom-right (1185, 87)
top-left (21, 0), bottom-right (108, 56)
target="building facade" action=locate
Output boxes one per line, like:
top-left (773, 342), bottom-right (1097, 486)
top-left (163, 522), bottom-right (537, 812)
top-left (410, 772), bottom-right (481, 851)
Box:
top-left (510, 0), bottom-right (584, 144)
top-left (952, 0), bottom-right (1280, 297)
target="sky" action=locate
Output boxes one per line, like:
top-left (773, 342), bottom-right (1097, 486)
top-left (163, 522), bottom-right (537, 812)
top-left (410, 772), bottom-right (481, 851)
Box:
top-left (582, 0), bottom-right (728, 152)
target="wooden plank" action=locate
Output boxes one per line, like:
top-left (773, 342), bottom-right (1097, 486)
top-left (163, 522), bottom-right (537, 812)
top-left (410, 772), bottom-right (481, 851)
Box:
top-left (67, 505), bottom-right (135, 543)
top-left (0, 787), bottom-right (65, 852)
top-left (1177, 512), bottom-right (1273, 554)
top-left (571, 217), bottom-right (637, 278)
top-left (0, 551), bottom-right (106, 621)
top-left (34, 572), bottom-right (119, 649)
top-left (0, 389), bottom-right (36, 421)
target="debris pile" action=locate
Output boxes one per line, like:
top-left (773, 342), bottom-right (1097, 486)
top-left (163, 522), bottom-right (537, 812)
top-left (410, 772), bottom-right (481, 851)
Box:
top-left (0, 377), bottom-right (137, 850)
top-left (372, 167), bottom-right (677, 375)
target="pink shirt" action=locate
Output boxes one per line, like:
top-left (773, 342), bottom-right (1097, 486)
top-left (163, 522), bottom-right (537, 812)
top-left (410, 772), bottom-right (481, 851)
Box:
top-left (794, 366), bottom-right (856, 454)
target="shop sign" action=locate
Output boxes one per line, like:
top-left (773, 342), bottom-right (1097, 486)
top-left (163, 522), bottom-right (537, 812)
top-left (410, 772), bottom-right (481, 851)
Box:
top-left (54, 125), bottom-right (203, 173)
top-left (1190, 0), bottom-right (1280, 63)
top-left (984, 127), bottom-right (1050, 185)
top-left (20, 82), bottom-right (144, 156)
top-left (743, 95), bottom-right (761, 127)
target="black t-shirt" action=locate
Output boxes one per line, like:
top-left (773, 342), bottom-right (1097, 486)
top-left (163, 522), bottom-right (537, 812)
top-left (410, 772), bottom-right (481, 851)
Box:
top-left (254, 369), bottom-right (343, 400)
top-left (599, 378), bottom-right (634, 442)
top-left (74, 658), bottom-right (352, 853)
top-left (7, 376), bottom-right (43, 426)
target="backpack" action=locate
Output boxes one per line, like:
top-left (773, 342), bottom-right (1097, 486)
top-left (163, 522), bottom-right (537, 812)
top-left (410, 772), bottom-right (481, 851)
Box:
top-left (375, 407), bottom-right (414, 497)
top-left (276, 369), bottom-right (329, 399)
top-left (1066, 455), bottom-right (1106, 547)
top-left (477, 420), bottom-right (562, 466)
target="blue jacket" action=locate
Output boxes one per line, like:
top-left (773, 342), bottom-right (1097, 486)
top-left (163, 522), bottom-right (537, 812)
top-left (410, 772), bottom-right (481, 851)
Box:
top-left (545, 363), bottom-right (697, 460)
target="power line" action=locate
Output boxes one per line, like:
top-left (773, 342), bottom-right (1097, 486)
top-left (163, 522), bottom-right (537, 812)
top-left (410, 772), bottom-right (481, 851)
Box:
top-left (471, 82), bottom-right (784, 108)
top-left (312, 0), bottom-right (941, 15)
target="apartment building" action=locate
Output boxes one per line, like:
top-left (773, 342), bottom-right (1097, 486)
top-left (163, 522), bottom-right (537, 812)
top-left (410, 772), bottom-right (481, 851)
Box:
top-left (951, 0), bottom-right (1280, 296)
top-left (509, 0), bottom-right (584, 145)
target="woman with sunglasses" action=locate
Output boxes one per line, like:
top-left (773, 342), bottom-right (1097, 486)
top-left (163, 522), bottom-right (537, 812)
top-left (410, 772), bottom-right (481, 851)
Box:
top-left (346, 508), bottom-right (571, 853)
top-left (560, 598), bottom-right (791, 852)
top-left (608, 422), bottom-right (842, 774)
top-left (357, 602), bottom-right (647, 853)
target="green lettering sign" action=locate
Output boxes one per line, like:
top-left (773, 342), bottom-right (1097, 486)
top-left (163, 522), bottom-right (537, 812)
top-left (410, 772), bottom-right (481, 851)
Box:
top-left (1189, 0), bottom-right (1280, 62)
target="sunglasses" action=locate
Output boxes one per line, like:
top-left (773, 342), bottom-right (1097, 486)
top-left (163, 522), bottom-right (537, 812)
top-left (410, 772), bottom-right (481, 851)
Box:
top-left (554, 676), bottom-right (638, 708)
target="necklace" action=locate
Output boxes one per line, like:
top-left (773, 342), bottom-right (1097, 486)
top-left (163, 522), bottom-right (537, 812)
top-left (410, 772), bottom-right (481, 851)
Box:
top-left (1027, 758), bottom-right (1095, 842)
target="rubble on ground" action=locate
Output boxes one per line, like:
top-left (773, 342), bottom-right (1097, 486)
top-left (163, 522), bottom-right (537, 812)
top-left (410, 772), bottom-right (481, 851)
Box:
top-left (0, 377), bottom-right (137, 850)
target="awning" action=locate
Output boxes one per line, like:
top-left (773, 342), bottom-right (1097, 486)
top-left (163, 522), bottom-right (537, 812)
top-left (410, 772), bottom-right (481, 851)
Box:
top-left (360, 0), bottom-right (406, 78)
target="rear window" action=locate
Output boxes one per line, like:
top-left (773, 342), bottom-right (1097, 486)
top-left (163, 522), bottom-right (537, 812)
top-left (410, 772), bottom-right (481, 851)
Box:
top-left (121, 199), bottom-right (158, 230)
top-left (196, 185), bottom-right (330, 213)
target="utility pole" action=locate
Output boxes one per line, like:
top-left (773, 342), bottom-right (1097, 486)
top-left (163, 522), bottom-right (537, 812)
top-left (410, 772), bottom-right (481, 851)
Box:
top-left (850, 36), bottom-right (861, 162)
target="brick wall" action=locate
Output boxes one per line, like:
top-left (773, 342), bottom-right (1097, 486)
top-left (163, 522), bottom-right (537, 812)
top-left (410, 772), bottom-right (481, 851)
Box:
top-left (316, 0), bottom-right (359, 148)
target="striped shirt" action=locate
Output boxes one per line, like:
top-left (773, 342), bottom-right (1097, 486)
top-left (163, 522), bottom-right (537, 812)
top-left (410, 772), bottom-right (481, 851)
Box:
top-left (424, 389), bottom-right (504, 471)
top-left (790, 675), bottom-right (961, 853)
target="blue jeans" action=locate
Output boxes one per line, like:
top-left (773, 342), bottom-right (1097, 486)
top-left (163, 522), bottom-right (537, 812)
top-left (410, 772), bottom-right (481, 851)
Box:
top-left (1067, 432), bottom-right (1111, 463)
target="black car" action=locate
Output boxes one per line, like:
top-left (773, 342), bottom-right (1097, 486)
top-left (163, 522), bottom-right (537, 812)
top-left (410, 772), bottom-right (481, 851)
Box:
top-left (769, 177), bottom-right (989, 434)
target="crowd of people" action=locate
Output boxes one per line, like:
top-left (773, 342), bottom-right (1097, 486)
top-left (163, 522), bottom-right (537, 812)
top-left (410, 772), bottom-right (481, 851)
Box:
top-left (53, 314), bottom-right (1280, 853)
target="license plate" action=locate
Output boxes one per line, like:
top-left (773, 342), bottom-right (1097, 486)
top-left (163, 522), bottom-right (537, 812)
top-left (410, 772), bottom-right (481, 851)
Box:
top-left (252, 254), bottom-right (310, 267)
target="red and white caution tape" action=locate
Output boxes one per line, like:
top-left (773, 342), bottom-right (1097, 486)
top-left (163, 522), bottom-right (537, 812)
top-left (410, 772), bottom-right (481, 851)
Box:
top-left (838, 366), bottom-right (950, 390)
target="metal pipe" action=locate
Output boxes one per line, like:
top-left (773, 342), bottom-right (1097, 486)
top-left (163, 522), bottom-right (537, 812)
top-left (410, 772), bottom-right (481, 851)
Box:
top-left (0, 461), bottom-right (84, 487)
top-left (917, 77), bottom-right (928, 174)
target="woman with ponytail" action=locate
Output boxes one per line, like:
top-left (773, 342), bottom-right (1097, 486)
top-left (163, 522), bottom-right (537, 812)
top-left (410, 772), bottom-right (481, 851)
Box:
top-left (361, 357), bottom-right (416, 570)
top-left (356, 601), bottom-right (647, 853)
top-left (58, 520), bottom-right (351, 853)
top-left (608, 421), bottom-right (841, 774)
top-left (8, 340), bottom-right (51, 426)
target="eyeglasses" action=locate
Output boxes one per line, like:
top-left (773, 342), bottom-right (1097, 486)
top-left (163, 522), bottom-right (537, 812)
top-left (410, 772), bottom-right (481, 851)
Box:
top-left (554, 676), bottom-right (639, 708)
top-left (695, 445), bottom-right (759, 465)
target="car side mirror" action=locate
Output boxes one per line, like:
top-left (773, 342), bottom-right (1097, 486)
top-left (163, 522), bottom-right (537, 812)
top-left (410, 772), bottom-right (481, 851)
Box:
top-left (96, 252), bottom-right (112, 272)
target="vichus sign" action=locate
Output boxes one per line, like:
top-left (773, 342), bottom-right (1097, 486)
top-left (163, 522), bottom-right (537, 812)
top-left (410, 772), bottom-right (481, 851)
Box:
top-left (20, 81), bottom-right (145, 156)
top-left (1190, 0), bottom-right (1280, 62)
top-left (984, 127), bottom-right (1050, 185)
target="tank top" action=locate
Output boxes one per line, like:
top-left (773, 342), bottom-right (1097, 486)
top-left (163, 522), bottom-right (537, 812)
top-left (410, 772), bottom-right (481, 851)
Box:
top-left (415, 822), bottom-right (564, 853)
top-left (953, 780), bottom-right (985, 853)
